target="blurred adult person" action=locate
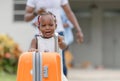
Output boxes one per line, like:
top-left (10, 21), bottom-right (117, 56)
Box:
top-left (60, 8), bottom-right (74, 46)
top-left (24, 0), bottom-right (84, 77)
top-left (60, 8), bottom-right (74, 76)
top-left (24, 0), bottom-right (83, 44)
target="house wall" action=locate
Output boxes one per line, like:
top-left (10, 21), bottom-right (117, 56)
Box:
top-left (69, 8), bottom-right (103, 68)
top-left (0, 0), bottom-right (34, 51)
top-left (69, 0), bottom-right (120, 68)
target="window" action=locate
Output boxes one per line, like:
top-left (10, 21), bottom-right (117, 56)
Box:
top-left (104, 10), bottom-right (120, 17)
top-left (14, 0), bottom-right (27, 21)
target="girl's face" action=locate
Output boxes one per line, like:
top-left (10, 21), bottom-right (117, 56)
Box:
top-left (38, 15), bottom-right (56, 38)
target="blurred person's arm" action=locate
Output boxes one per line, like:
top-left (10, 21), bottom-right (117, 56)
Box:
top-left (24, 6), bottom-right (36, 22)
top-left (24, 6), bottom-right (46, 22)
top-left (63, 19), bottom-right (73, 29)
top-left (61, 10), bottom-right (73, 29)
top-left (62, 4), bottom-right (84, 43)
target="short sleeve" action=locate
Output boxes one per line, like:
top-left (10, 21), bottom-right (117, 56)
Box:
top-left (26, 0), bottom-right (36, 8)
top-left (61, 0), bottom-right (68, 6)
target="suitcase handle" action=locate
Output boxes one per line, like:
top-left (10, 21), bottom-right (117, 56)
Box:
top-left (54, 33), bottom-right (59, 53)
top-left (35, 35), bottom-right (39, 49)
top-left (33, 52), bottom-right (42, 81)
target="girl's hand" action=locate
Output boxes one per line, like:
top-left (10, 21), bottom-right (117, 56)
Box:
top-left (28, 48), bottom-right (38, 52)
top-left (58, 36), bottom-right (63, 45)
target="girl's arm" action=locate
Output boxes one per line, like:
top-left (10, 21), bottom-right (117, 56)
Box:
top-left (28, 38), bottom-right (38, 52)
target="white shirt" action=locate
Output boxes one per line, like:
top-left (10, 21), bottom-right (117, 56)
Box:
top-left (37, 33), bottom-right (61, 53)
top-left (26, 0), bottom-right (68, 33)
top-left (38, 36), bottom-right (56, 52)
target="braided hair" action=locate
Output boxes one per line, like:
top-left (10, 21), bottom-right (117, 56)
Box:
top-left (37, 11), bottom-right (57, 28)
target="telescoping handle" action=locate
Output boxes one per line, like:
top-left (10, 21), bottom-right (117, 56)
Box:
top-left (33, 33), bottom-right (59, 81)
top-left (54, 33), bottom-right (59, 53)
top-left (35, 35), bottom-right (39, 50)
top-left (33, 52), bottom-right (42, 81)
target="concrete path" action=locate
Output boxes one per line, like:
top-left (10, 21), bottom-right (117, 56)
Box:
top-left (67, 68), bottom-right (120, 81)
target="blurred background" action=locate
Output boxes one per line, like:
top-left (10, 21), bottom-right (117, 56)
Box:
top-left (0, 0), bottom-right (120, 81)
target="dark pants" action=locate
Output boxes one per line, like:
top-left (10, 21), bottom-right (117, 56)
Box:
top-left (58, 32), bottom-right (67, 76)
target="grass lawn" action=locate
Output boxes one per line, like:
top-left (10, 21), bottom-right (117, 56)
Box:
top-left (0, 71), bottom-right (16, 81)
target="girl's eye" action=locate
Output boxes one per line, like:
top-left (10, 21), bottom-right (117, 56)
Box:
top-left (41, 24), bottom-right (46, 27)
top-left (49, 24), bottom-right (53, 26)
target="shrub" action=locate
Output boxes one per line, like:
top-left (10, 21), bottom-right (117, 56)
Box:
top-left (0, 34), bottom-right (22, 74)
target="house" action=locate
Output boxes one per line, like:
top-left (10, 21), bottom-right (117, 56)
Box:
top-left (0, 0), bottom-right (120, 68)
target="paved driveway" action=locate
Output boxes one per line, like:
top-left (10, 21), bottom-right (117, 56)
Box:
top-left (67, 69), bottom-right (120, 81)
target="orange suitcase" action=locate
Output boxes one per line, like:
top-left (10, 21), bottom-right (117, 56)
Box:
top-left (17, 52), bottom-right (61, 81)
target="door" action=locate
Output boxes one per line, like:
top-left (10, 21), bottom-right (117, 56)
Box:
top-left (69, 11), bottom-right (92, 67)
top-left (103, 11), bottom-right (120, 68)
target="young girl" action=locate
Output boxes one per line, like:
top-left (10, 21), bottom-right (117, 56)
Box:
top-left (28, 11), bottom-right (68, 81)
top-left (29, 12), bottom-right (67, 52)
